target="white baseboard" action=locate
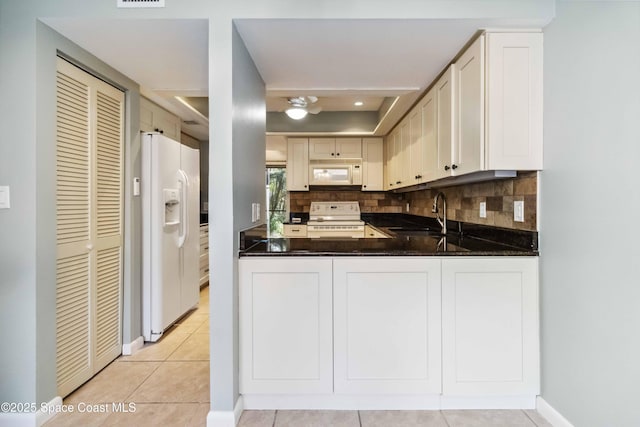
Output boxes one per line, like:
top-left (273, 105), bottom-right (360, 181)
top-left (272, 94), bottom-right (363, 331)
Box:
top-left (537, 397), bottom-right (574, 427)
top-left (122, 336), bottom-right (144, 355)
top-left (242, 394), bottom-right (535, 410)
top-left (36, 396), bottom-right (63, 426)
top-left (206, 397), bottom-right (244, 427)
top-left (0, 396), bottom-right (62, 427)
top-left (243, 394), bottom-right (441, 410)
top-left (441, 395), bottom-right (536, 410)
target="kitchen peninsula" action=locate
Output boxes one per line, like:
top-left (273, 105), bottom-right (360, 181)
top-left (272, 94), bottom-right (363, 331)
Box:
top-left (238, 215), bottom-right (539, 410)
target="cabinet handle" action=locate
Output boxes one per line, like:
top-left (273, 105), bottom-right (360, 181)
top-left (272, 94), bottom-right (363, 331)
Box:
top-left (452, 164), bottom-right (458, 170)
top-left (304, 185), bottom-right (307, 188)
top-left (363, 185), bottom-right (367, 188)
top-left (291, 229), bottom-right (300, 232)
top-left (331, 153), bottom-right (335, 156)
top-left (396, 181), bottom-right (401, 184)
top-left (336, 153), bottom-right (340, 156)
top-left (444, 165), bottom-right (450, 171)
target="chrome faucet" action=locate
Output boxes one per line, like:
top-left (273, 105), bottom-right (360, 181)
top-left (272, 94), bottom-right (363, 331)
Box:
top-left (432, 191), bottom-right (447, 235)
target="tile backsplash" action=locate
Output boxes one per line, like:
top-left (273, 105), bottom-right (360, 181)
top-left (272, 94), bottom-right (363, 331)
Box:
top-left (289, 171), bottom-right (538, 231)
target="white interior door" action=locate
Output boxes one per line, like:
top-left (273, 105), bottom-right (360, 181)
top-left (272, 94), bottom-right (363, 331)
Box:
top-left (56, 57), bottom-right (124, 397)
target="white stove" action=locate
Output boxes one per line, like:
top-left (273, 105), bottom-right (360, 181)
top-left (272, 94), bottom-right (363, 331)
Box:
top-left (307, 201), bottom-right (365, 238)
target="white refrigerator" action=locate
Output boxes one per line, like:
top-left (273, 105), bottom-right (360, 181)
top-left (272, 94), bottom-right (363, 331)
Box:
top-left (142, 132), bottom-right (200, 342)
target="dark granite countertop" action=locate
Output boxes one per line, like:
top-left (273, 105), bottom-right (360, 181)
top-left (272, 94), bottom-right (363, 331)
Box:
top-left (240, 214), bottom-right (538, 257)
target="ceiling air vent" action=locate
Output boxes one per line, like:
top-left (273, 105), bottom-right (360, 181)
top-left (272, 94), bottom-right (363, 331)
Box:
top-left (117, 0), bottom-right (165, 8)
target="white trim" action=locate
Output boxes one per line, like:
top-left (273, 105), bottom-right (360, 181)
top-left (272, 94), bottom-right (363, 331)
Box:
top-left (242, 394), bottom-right (537, 410)
top-left (206, 397), bottom-right (244, 427)
top-left (440, 395), bottom-right (536, 410)
top-left (0, 396), bottom-right (63, 427)
top-left (234, 396), bottom-right (244, 425)
top-left (122, 335), bottom-right (144, 355)
top-left (537, 397), bottom-right (575, 427)
top-left (36, 396), bottom-right (63, 426)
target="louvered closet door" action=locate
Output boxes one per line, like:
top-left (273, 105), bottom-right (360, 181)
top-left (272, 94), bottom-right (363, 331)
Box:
top-left (55, 57), bottom-right (124, 398)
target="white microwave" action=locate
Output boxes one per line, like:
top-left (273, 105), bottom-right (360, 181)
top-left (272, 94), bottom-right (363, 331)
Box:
top-left (309, 160), bottom-right (362, 186)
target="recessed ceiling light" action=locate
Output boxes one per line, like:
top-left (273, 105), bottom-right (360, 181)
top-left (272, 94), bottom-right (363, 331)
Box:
top-left (354, 101), bottom-right (364, 107)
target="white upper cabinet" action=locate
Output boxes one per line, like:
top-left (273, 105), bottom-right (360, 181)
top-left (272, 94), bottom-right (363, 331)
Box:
top-left (309, 137), bottom-right (361, 159)
top-left (140, 97), bottom-right (181, 142)
top-left (383, 31), bottom-right (543, 188)
top-left (455, 36), bottom-right (485, 176)
top-left (408, 107), bottom-right (423, 184)
top-left (286, 138), bottom-right (309, 191)
top-left (309, 138), bottom-right (335, 159)
top-left (435, 66), bottom-right (456, 180)
top-left (384, 130), bottom-right (398, 191)
top-left (362, 138), bottom-right (384, 191)
top-left (335, 138), bottom-right (362, 158)
top-left (485, 32), bottom-right (543, 170)
top-left (420, 86), bottom-right (439, 182)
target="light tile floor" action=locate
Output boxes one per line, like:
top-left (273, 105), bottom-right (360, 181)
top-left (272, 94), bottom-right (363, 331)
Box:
top-left (45, 286), bottom-right (211, 427)
top-left (45, 285), bottom-right (554, 427)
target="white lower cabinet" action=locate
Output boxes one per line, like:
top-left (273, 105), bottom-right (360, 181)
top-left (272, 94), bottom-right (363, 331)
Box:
top-left (333, 258), bottom-right (442, 394)
top-left (239, 256), bottom-right (539, 405)
top-left (239, 258), bottom-right (333, 394)
top-left (441, 257), bottom-right (539, 396)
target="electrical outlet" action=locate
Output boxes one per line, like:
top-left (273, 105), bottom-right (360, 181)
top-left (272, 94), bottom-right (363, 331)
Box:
top-left (256, 203), bottom-right (261, 221)
top-left (406, 203), bottom-right (410, 212)
top-left (479, 202), bottom-right (486, 218)
top-left (514, 200), bottom-right (524, 222)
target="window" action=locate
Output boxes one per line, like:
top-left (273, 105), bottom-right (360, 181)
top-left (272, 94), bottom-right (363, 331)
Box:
top-left (266, 167), bottom-right (287, 237)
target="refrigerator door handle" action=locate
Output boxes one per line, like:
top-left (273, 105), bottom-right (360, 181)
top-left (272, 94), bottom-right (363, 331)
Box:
top-left (177, 169), bottom-right (189, 248)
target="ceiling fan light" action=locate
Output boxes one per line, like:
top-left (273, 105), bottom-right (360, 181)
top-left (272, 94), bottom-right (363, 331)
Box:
top-left (285, 107), bottom-right (308, 120)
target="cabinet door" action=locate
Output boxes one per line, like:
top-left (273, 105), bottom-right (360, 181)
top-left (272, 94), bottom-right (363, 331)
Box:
top-left (408, 108), bottom-right (423, 184)
top-left (436, 66), bottom-right (455, 180)
top-left (486, 32), bottom-right (543, 170)
top-left (362, 138), bottom-right (383, 191)
top-left (239, 258), bottom-right (333, 394)
top-left (385, 131), bottom-right (397, 190)
top-left (455, 35), bottom-right (484, 176)
top-left (309, 138), bottom-right (336, 159)
top-left (420, 87), bottom-right (439, 182)
top-left (335, 138), bottom-right (362, 158)
top-left (286, 138), bottom-right (309, 191)
top-left (442, 257), bottom-right (539, 396)
top-left (396, 120), bottom-right (410, 187)
top-left (334, 258), bottom-right (442, 394)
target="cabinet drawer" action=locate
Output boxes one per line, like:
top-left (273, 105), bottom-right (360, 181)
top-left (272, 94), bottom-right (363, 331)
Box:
top-left (283, 224), bottom-right (307, 238)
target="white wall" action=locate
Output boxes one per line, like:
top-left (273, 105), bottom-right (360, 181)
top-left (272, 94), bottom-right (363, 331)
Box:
top-left (541, 2), bottom-right (640, 426)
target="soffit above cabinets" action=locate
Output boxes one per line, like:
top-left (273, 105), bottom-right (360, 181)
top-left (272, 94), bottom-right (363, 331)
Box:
top-left (44, 16), bottom-right (551, 140)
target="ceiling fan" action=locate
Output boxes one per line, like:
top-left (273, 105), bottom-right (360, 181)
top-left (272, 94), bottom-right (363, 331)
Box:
top-left (285, 96), bottom-right (322, 120)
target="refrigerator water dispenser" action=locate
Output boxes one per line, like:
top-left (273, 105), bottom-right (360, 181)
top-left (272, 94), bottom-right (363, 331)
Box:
top-left (163, 188), bottom-right (180, 226)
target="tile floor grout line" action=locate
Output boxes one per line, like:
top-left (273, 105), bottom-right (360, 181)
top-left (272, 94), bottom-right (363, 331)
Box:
top-left (441, 410), bottom-right (452, 427)
top-left (522, 408), bottom-right (540, 426)
top-left (120, 359), bottom-right (164, 404)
